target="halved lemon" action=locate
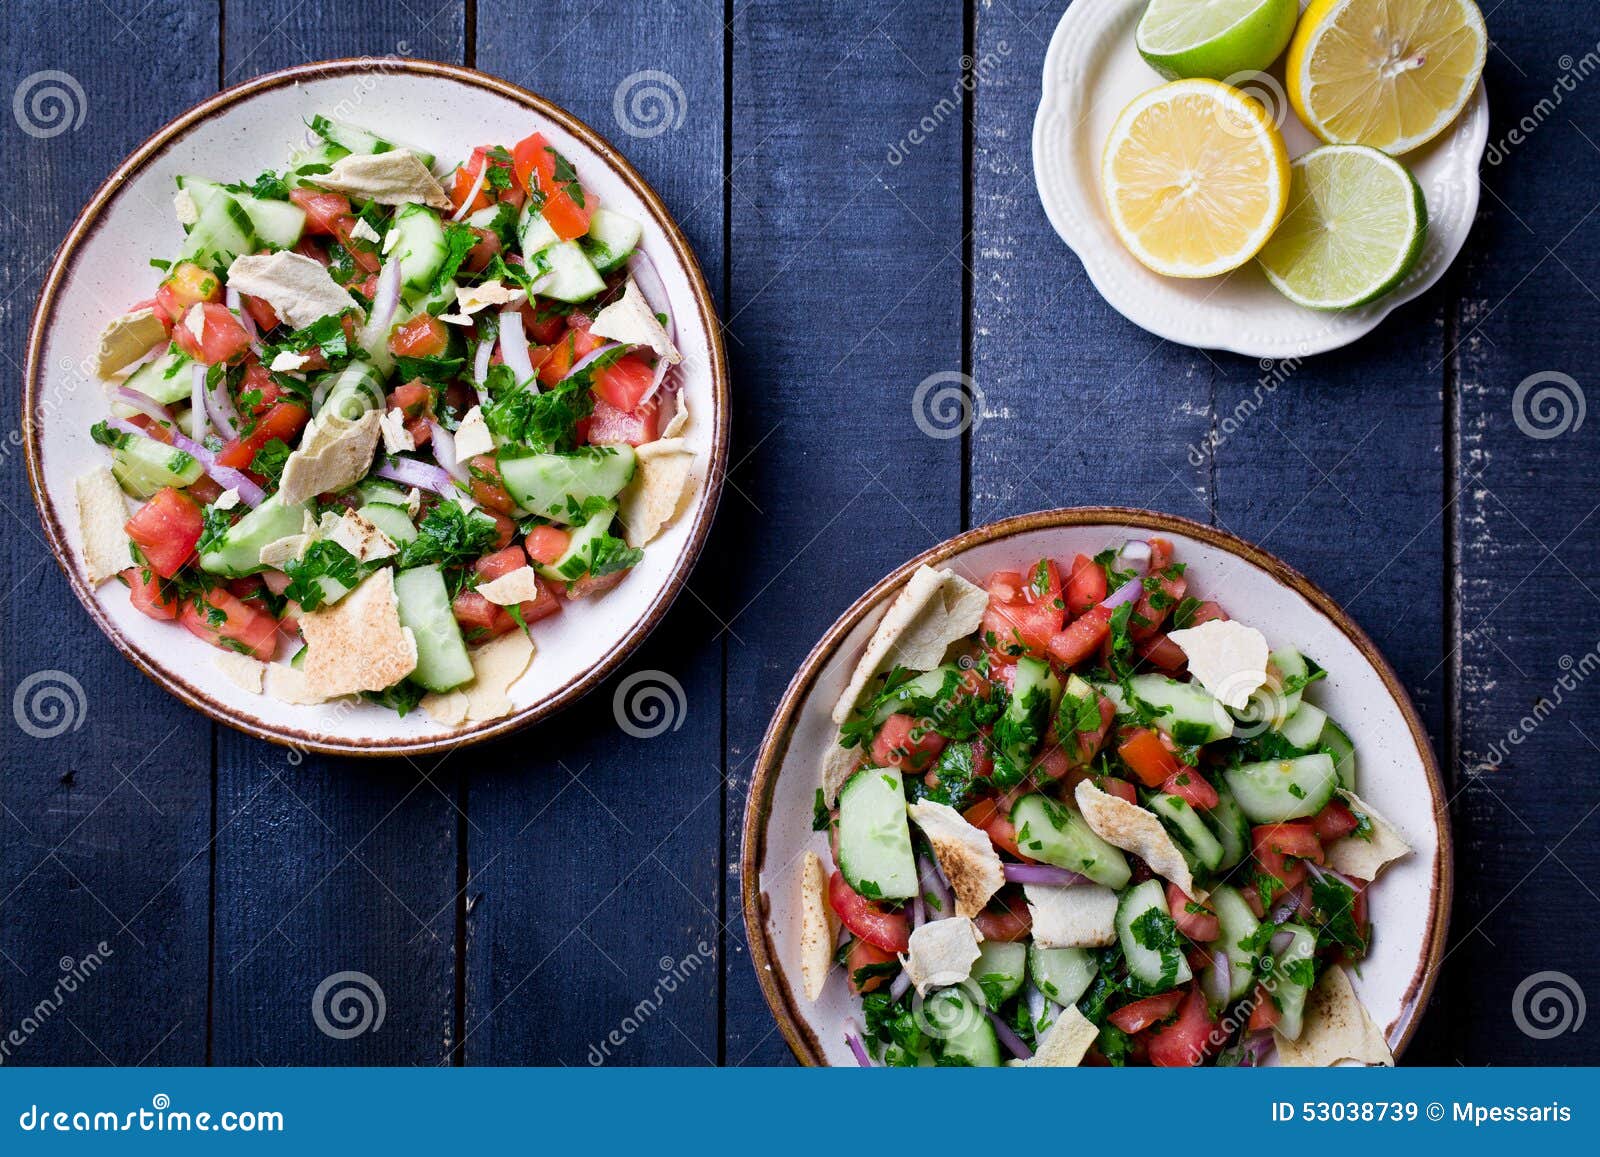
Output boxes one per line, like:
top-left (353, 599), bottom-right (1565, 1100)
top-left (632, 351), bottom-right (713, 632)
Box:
top-left (1287, 0), bottom-right (1487, 156)
top-left (1101, 79), bottom-right (1290, 279)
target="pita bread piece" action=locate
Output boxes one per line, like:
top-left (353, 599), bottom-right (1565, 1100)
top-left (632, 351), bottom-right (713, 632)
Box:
top-left (831, 565), bottom-right (989, 725)
top-left (264, 661), bottom-right (337, 705)
top-left (420, 687), bottom-right (470, 727)
top-left (618, 439), bottom-right (695, 548)
top-left (1024, 882), bottom-right (1118, 948)
top-left (900, 916), bottom-right (983, 995)
top-left (907, 800), bottom-right (1004, 917)
top-left (819, 740), bottom-right (863, 808)
top-left (452, 405), bottom-right (494, 460)
top-left (1010, 1004), bottom-right (1101, 1067)
top-left (299, 569), bottom-right (418, 697)
top-left (75, 467), bottom-right (131, 585)
top-left (226, 251), bottom-right (358, 330)
top-left (325, 507), bottom-right (397, 563)
top-left (475, 566), bottom-right (543, 607)
top-left (1075, 780), bottom-right (1200, 899)
top-left (1326, 789), bottom-right (1412, 881)
top-left (590, 278), bottom-right (682, 363)
top-left (799, 851), bottom-right (837, 1001)
top-left (213, 651), bottom-right (265, 694)
top-left (459, 630), bottom-right (536, 723)
top-left (311, 149), bottom-right (453, 210)
top-left (661, 391), bottom-right (690, 439)
top-left (95, 308), bottom-right (168, 377)
top-left (1274, 965), bottom-right (1394, 1067)
top-left (277, 409), bottom-right (382, 506)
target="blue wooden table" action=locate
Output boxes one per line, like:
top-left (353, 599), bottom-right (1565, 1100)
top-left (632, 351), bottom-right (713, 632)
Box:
top-left (1, 1), bottom-right (1594, 1066)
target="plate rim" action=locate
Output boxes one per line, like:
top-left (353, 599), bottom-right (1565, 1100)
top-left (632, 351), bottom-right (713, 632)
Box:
top-left (21, 57), bottom-right (730, 757)
top-left (740, 505), bottom-right (1453, 1066)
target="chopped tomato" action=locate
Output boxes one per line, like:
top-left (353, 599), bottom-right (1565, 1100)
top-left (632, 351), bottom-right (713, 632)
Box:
top-left (331, 215), bottom-right (382, 274)
top-left (1065, 691), bottom-right (1116, 766)
top-left (511, 132), bottom-right (592, 239)
top-left (449, 146), bottom-right (504, 215)
top-left (289, 188), bottom-right (353, 234)
top-left (178, 588), bottom-right (279, 661)
top-left (462, 226), bottom-right (502, 273)
top-left (845, 939), bottom-right (898, 995)
top-left (827, 870), bottom-right (909, 953)
top-left (1118, 727), bottom-right (1184, 787)
top-left (586, 396), bottom-right (660, 446)
top-left (1138, 633), bottom-right (1188, 671)
top-left (185, 476), bottom-right (225, 505)
top-left (524, 525), bottom-right (572, 566)
top-left (237, 363), bottom-right (286, 416)
top-left (592, 354), bottom-right (657, 413)
top-left (1246, 986), bottom-right (1281, 1032)
top-left (451, 591), bottom-right (513, 642)
top-left (389, 315), bottom-right (450, 359)
top-left (171, 302), bottom-right (252, 365)
top-left (484, 509), bottom-right (517, 551)
top-left (981, 565), bottom-right (1063, 658)
top-left (521, 302), bottom-right (567, 344)
top-left (536, 334), bottom-right (575, 387)
top-left (1064, 553), bottom-right (1106, 616)
top-left (1047, 605), bottom-right (1111, 668)
top-left (1132, 560), bottom-right (1187, 641)
top-left (972, 888), bottom-right (1032, 943)
top-left (1189, 600), bottom-right (1228, 626)
top-left (215, 402), bottom-right (310, 472)
top-left (1161, 766), bottom-right (1220, 810)
top-left (124, 487), bottom-right (203, 579)
top-left (467, 453), bottom-right (518, 515)
top-left (121, 567), bottom-right (177, 620)
top-left (870, 713), bottom-right (947, 773)
top-left (1252, 823), bottom-right (1321, 894)
top-left (153, 261), bottom-right (223, 324)
top-left (387, 379), bottom-right (436, 445)
top-left (1167, 883), bottom-right (1220, 941)
top-left (963, 797), bottom-right (1029, 861)
top-left (1108, 990), bottom-right (1183, 1034)
top-left (1312, 799), bottom-right (1360, 843)
top-left (240, 293), bottom-right (280, 333)
top-left (1146, 985), bottom-right (1216, 1067)
top-left (1095, 776), bottom-right (1138, 805)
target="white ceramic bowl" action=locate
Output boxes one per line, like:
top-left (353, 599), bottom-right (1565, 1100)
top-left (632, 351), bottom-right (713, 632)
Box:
top-left (23, 60), bottom-right (728, 756)
top-left (743, 508), bottom-right (1450, 1066)
top-left (1032, 0), bottom-right (1488, 358)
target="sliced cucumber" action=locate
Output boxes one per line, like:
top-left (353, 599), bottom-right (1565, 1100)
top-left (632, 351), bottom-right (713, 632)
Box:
top-left (357, 502), bottom-right (417, 546)
top-left (199, 495), bottom-right (307, 576)
top-left (1270, 923), bottom-right (1318, 1041)
top-left (1278, 702), bottom-right (1327, 751)
top-left (1126, 674), bottom-right (1234, 745)
top-left (1009, 794), bottom-right (1130, 889)
top-left (176, 177), bottom-right (305, 248)
top-left (999, 656), bottom-right (1060, 773)
top-left (972, 942), bottom-right (1026, 1007)
top-left (533, 503), bottom-right (621, 583)
top-left (315, 361), bottom-right (386, 422)
top-left (178, 193), bottom-right (256, 271)
top-left (1319, 717), bottom-right (1357, 791)
top-left (1205, 885), bottom-right (1260, 1002)
top-left (534, 240), bottom-right (606, 303)
top-left (393, 565), bottom-right (474, 693)
top-left (311, 117), bottom-right (435, 168)
top-left (1028, 945), bottom-right (1098, 1006)
top-left (1203, 779), bottom-right (1251, 872)
top-left (357, 478), bottom-right (412, 507)
top-left (923, 988), bottom-right (1000, 1067)
top-left (1223, 754), bottom-right (1338, 823)
top-left (836, 767), bottom-right (918, 901)
top-left (516, 202), bottom-right (561, 257)
top-left (390, 203), bottom-right (449, 299)
top-left (580, 207), bottom-right (643, 272)
top-left (111, 436), bottom-right (203, 498)
top-left (288, 140), bottom-right (350, 184)
top-left (858, 665), bottom-right (960, 728)
top-left (1269, 647), bottom-right (1309, 722)
top-left (1146, 791), bottom-right (1225, 873)
top-left (1116, 878), bottom-right (1192, 993)
top-left (121, 348), bottom-right (193, 406)
top-left (496, 447), bottom-right (637, 523)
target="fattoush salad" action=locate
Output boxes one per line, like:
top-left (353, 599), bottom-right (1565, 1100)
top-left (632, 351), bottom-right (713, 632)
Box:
top-left (74, 116), bottom-right (698, 722)
top-left (800, 540), bottom-right (1413, 1067)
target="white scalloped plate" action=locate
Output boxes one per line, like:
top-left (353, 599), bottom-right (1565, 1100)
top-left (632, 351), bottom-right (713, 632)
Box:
top-left (1032, 0), bottom-right (1488, 358)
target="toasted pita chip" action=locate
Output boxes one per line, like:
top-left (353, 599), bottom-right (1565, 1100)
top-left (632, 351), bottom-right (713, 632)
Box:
top-left (618, 438), bottom-right (695, 548)
top-left (270, 349), bottom-right (312, 373)
top-left (378, 406), bottom-right (415, 454)
top-left (312, 149), bottom-right (453, 210)
top-left (258, 534), bottom-right (308, 568)
top-left (475, 566), bottom-right (543, 607)
top-left (214, 488), bottom-right (241, 511)
top-left (820, 741), bottom-right (863, 807)
top-left (831, 566), bottom-right (988, 725)
top-left (460, 630), bottom-right (535, 722)
top-left (95, 308), bottom-right (168, 377)
top-left (1326, 790), bottom-right (1412, 881)
top-left (661, 392), bottom-right (689, 438)
top-left (264, 662), bottom-right (336, 705)
top-left (75, 467), bottom-right (131, 585)
top-left (174, 189), bottom-right (199, 228)
top-left (908, 800), bottom-right (1004, 917)
top-left (300, 569), bottom-right (418, 697)
top-left (590, 278), bottom-right (681, 363)
top-left (1075, 780), bottom-right (1199, 898)
top-left (453, 405), bottom-right (494, 460)
top-left (799, 851), bottom-right (836, 1001)
top-left (213, 651), bottom-right (265, 694)
top-left (278, 409), bottom-right (382, 506)
top-left (1024, 882), bottom-right (1118, 948)
top-left (349, 216), bottom-right (381, 244)
top-left (325, 508), bottom-right (397, 563)
top-left (1011, 1004), bottom-right (1101, 1067)
top-left (455, 279), bottom-right (525, 315)
top-left (1274, 965), bottom-right (1394, 1066)
top-left (900, 917), bottom-right (983, 995)
top-left (420, 688), bottom-right (470, 727)
top-left (1167, 620), bottom-right (1270, 709)
top-left (226, 251), bottom-right (358, 330)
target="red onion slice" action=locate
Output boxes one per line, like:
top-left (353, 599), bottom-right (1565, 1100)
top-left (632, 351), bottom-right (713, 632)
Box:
top-left (498, 307), bottom-right (536, 387)
top-left (110, 417), bottom-right (265, 506)
top-left (225, 287), bottom-right (255, 338)
top-left (473, 335), bottom-right (494, 384)
top-left (1003, 863), bottom-right (1092, 886)
top-left (843, 1026), bottom-right (874, 1068)
top-left (1203, 948), bottom-right (1232, 1005)
top-left (363, 259), bottom-right (403, 347)
top-left (627, 249), bottom-right (676, 402)
top-left (375, 457), bottom-right (457, 495)
top-left (987, 1011), bottom-right (1034, 1060)
top-left (564, 340), bottom-right (623, 383)
top-left (888, 970), bottom-right (912, 1003)
top-left (1102, 576), bottom-right (1144, 610)
top-left (113, 386), bottom-right (170, 424)
top-left (449, 163), bottom-right (487, 223)
top-left (916, 855), bottom-right (954, 917)
top-left (189, 363), bottom-right (209, 440)
top-left (1269, 887), bottom-right (1302, 925)
top-left (1268, 929), bottom-right (1295, 955)
top-left (202, 366), bottom-right (239, 440)
top-left (428, 421), bottom-right (469, 482)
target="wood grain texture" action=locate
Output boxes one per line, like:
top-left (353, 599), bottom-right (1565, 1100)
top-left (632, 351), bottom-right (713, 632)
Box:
top-left (209, 0), bottom-right (466, 1065)
top-left (0, 0), bottom-right (217, 1066)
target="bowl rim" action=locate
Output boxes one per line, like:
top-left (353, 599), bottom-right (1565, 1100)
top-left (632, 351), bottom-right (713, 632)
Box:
top-left (740, 506), bottom-right (1453, 1066)
top-left (22, 57), bottom-right (730, 757)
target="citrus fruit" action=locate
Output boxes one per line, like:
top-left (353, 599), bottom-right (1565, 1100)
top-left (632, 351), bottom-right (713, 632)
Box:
top-left (1136, 0), bottom-right (1300, 82)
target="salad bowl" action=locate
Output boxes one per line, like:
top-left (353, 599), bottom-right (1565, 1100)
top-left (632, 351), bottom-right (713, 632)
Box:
top-left (742, 508), bottom-right (1450, 1066)
top-left (23, 59), bottom-right (728, 756)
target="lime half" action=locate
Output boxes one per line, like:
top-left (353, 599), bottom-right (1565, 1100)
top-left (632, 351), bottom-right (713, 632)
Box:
top-left (1256, 145), bottom-right (1428, 310)
top-left (1136, 0), bottom-right (1299, 81)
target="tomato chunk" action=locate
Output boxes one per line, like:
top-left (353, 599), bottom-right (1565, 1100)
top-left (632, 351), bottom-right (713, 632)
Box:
top-left (586, 396), bottom-right (660, 447)
top-left (178, 588), bottom-right (279, 661)
top-left (511, 132), bottom-right (592, 239)
top-left (972, 887), bottom-right (1032, 943)
top-left (1047, 605), bottom-right (1111, 668)
top-left (1118, 727), bottom-right (1183, 787)
top-left (1167, 883), bottom-right (1220, 941)
top-left (216, 402), bottom-right (310, 472)
top-left (388, 314), bottom-right (450, 359)
top-left (125, 487), bottom-right (203, 579)
top-left (289, 188), bottom-right (353, 235)
top-left (845, 939), bottom-right (898, 995)
top-left (592, 354), bottom-right (657, 413)
top-left (827, 870), bottom-right (909, 953)
top-left (1146, 985), bottom-right (1217, 1067)
top-left (962, 797), bottom-right (1028, 862)
top-left (1064, 553), bottom-right (1106, 615)
top-left (1160, 766), bottom-right (1219, 810)
top-left (122, 567), bottom-right (177, 620)
top-left (1108, 990), bottom-right (1183, 1034)
top-left (870, 713), bottom-right (947, 773)
top-left (171, 302), bottom-right (253, 365)
top-left (1312, 799), bottom-right (1359, 842)
top-left (524, 525), bottom-right (572, 566)
top-left (154, 261), bottom-right (223, 324)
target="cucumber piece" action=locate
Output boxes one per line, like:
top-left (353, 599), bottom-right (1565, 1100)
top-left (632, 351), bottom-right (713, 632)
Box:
top-left (288, 140), bottom-right (350, 185)
top-left (1269, 647), bottom-right (1309, 722)
top-left (972, 942), bottom-right (1026, 1008)
top-left (111, 437), bottom-right (203, 498)
top-left (120, 348), bottom-right (193, 406)
top-left (178, 193), bottom-right (256, 271)
top-left (858, 665), bottom-right (960, 728)
top-left (1202, 779), bottom-right (1251, 871)
top-left (580, 207), bottom-right (643, 272)
top-left (357, 478), bottom-right (412, 506)
top-left (532, 503), bottom-right (624, 583)
top-left (199, 495), bottom-right (308, 576)
top-left (516, 202), bottom-right (561, 257)
top-left (922, 988), bottom-right (1000, 1067)
top-left (393, 565), bottom-right (474, 692)
top-left (176, 177), bottom-right (305, 248)
top-left (1116, 879), bottom-right (1192, 993)
top-left (1126, 674), bottom-right (1234, 745)
top-left (311, 117), bottom-right (434, 168)
top-left (1146, 791), bottom-right (1225, 873)
top-left (1094, 679), bottom-right (1130, 717)
top-left (1270, 923), bottom-right (1318, 1040)
top-left (1008, 794), bottom-right (1131, 889)
top-left (1223, 754), bottom-right (1338, 823)
top-left (1205, 885), bottom-right (1260, 1002)
top-left (315, 362), bottom-right (386, 422)
top-left (390, 203), bottom-right (449, 299)
top-left (1277, 702), bottom-right (1327, 751)
top-left (496, 447), bottom-right (638, 523)
top-left (534, 241), bottom-right (606, 303)
top-left (1319, 717), bottom-right (1357, 791)
top-left (836, 767), bottom-right (918, 900)
top-left (357, 502), bottom-right (417, 546)
top-left (999, 656), bottom-right (1060, 772)
top-left (1028, 945), bottom-right (1098, 1006)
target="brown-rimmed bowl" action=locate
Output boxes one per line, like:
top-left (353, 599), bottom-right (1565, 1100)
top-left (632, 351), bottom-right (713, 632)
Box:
top-left (741, 508), bottom-right (1451, 1066)
top-left (23, 59), bottom-right (728, 756)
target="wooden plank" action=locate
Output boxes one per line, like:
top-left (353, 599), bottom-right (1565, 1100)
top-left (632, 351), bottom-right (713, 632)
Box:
top-left (722, 0), bottom-right (968, 1065)
top-left (0, 0), bottom-right (216, 1066)
top-left (210, 2), bottom-right (466, 1065)
top-left (462, 0), bottom-right (726, 1066)
top-left (1447, 12), bottom-right (1600, 1065)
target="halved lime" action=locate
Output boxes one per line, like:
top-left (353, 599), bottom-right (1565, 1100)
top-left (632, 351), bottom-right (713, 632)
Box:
top-left (1256, 145), bottom-right (1428, 310)
top-left (1136, 0), bottom-right (1299, 81)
